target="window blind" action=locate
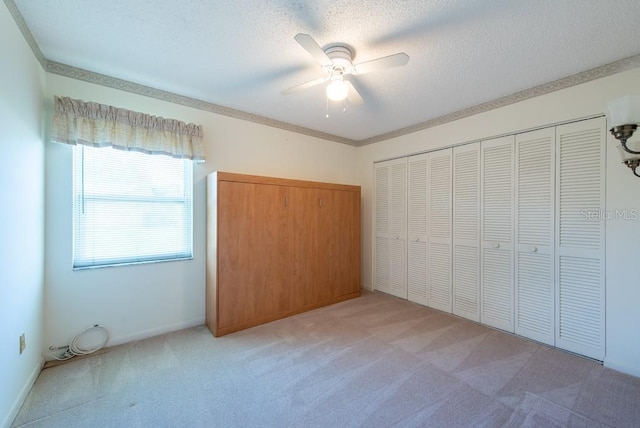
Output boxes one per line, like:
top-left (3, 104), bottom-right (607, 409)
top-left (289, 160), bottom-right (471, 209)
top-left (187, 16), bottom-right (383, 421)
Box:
top-left (72, 145), bottom-right (193, 268)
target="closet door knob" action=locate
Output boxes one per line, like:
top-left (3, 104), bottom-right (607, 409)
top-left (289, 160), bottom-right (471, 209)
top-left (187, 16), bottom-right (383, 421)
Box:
top-left (492, 243), bottom-right (500, 249)
top-left (394, 234), bottom-right (399, 240)
top-left (416, 237), bottom-right (420, 242)
top-left (529, 246), bottom-right (538, 252)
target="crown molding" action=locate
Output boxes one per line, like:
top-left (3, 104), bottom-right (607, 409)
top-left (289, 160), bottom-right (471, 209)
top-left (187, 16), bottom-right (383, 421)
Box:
top-left (357, 53), bottom-right (640, 146)
top-left (45, 61), bottom-right (359, 146)
top-left (41, 55), bottom-right (640, 147)
top-left (4, 0), bottom-right (46, 68)
top-left (6, 0), bottom-right (640, 148)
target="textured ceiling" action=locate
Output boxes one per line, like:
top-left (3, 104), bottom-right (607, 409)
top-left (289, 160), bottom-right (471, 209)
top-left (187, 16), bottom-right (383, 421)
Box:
top-left (10, 0), bottom-right (640, 145)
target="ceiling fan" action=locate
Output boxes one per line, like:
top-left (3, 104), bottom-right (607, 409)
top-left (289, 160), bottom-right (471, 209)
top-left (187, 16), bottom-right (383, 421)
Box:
top-left (282, 33), bottom-right (409, 105)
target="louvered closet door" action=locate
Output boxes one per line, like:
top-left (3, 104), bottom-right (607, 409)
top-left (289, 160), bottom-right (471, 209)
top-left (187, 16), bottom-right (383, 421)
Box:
top-left (555, 118), bottom-right (606, 360)
top-left (428, 149), bottom-right (453, 313)
top-left (481, 136), bottom-right (515, 332)
top-left (452, 143), bottom-right (480, 321)
top-left (374, 161), bottom-right (391, 295)
top-left (515, 128), bottom-right (556, 346)
top-left (388, 158), bottom-right (408, 299)
top-left (408, 154), bottom-right (429, 305)
top-left (374, 158), bottom-right (408, 299)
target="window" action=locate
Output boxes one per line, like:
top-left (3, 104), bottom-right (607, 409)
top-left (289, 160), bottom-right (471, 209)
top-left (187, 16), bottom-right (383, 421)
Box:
top-left (72, 145), bottom-right (193, 269)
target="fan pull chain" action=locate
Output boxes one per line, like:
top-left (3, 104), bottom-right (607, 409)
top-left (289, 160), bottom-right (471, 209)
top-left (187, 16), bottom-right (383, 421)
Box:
top-left (325, 98), bottom-right (347, 118)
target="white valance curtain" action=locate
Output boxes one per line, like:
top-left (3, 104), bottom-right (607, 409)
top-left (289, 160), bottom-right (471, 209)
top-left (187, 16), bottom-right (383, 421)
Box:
top-left (51, 96), bottom-right (206, 162)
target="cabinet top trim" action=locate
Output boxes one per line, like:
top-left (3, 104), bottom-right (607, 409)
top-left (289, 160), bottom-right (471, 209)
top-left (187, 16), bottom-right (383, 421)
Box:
top-left (212, 171), bottom-right (361, 192)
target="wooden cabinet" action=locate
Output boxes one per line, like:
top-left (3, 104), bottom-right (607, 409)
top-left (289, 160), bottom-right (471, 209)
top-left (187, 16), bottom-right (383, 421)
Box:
top-left (206, 172), bottom-right (361, 337)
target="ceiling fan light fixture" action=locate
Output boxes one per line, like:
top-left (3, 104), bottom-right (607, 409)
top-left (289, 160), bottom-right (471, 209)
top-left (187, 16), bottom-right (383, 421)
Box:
top-left (326, 78), bottom-right (349, 101)
top-left (282, 33), bottom-right (409, 108)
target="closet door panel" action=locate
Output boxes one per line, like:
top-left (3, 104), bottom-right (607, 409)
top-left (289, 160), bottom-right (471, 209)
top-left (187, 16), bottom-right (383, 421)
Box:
top-left (408, 154), bottom-right (429, 305)
top-left (389, 159), bottom-right (408, 299)
top-left (516, 251), bottom-right (554, 342)
top-left (374, 162), bottom-right (391, 294)
top-left (428, 149), bottom-right (453, 313)
top-left (375, 236), bottom-right (390, 294)
top-left (453, 144), bottom-right (480, 321)
top-left (515, 128), bottom-right (555, 345)
top-left (482, 249), bottom-right (513, 329)
top-left (480, 136), bottom-right (515, 332)
top-left (374, 158), bottom-right (408, 299)
top-left (555, 118), bottom-right (606, 360)
top-left (408, 241), bottom-right (427, 305)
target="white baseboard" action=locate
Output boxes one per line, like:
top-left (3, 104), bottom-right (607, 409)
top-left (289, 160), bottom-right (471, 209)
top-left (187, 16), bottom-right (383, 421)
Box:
top-left (604, 358), bottom-right (640, 379)
top-left (2, 356), bottom-right (44, 428)
top-left (105, 318), bottom-right (205, 347)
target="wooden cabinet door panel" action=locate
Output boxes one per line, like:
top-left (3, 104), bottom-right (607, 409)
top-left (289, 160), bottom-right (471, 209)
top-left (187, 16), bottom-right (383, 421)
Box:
top-left (315, 188), bottom-right (334, 303)
top-left (289, 185), bottom-right (318, 310)
top-left (217, 181), bottom-right (264, 328)
top-left (328, 189), bottom-right (361, 298)
top-left (218, 182), bottom-right (289, 328)
top-left (259, 184), bottom-right (290, 316)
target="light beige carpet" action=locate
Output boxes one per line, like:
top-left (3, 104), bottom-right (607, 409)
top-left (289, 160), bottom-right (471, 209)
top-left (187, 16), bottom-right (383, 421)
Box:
top-left (504, 393), bottom-right (601, 427)
top-left (12, 290), bottom-right (640, 427)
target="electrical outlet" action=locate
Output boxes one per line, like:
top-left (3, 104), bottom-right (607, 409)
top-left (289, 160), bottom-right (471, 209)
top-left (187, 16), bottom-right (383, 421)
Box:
top-left (19, 333), bottom-right (26, 354)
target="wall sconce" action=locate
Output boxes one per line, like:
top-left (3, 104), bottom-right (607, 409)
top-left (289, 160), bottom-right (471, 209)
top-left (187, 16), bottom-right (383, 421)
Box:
top-left (616, 146), bottom-right (640, 177)
top-left (606, 95), bottom-right (640, 177)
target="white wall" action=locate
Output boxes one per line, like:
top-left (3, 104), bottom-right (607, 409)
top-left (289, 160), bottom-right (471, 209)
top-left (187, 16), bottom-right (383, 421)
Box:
top-left (357, 67), bottom-right (640, 377)
top-left (0, 3), bottom-right (46, 427)
top-left (44, 74), bottom-right (359, 350)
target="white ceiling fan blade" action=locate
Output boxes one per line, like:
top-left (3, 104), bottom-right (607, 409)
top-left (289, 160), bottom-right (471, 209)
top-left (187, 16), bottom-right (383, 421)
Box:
top-left (281, 75), bottom-right (329, 95)
top-left (346, 81), bottom-right (363, 105)
top-left (294, 33), bottom-right (333, 67)
top-left (354, 52), bottom-right (409, 75)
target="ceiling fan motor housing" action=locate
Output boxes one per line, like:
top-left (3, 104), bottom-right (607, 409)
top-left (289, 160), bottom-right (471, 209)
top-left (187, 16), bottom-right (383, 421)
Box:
top-left (324, 44), bottom-right (354, 74)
